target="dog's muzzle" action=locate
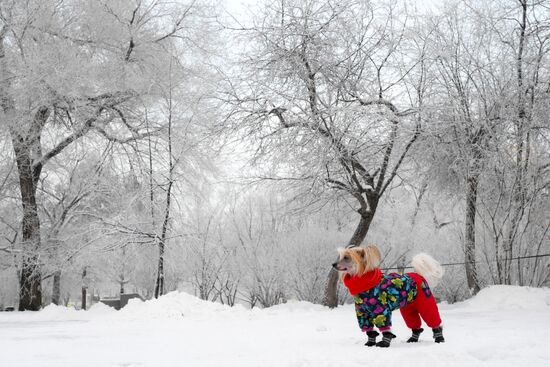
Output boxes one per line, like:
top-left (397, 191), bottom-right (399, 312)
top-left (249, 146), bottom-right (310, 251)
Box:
top-left (332, 263), bottom-right (346, 271)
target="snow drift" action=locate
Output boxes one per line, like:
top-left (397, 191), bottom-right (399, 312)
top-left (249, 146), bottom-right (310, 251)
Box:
top-left (88, 285), bottom-right (550, 319)
top-left (462, 285), bottom-right (550, 311)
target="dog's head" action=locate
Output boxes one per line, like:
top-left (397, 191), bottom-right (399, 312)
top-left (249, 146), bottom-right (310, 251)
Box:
top-left (332, 245), bottom-right (381, 276)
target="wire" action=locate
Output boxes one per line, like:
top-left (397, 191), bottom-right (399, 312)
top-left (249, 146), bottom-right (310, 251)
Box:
top-left (381, 253), bottom-right (550, 271)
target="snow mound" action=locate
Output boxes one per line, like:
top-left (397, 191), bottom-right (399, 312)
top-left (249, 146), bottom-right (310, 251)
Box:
top-left (87, 302), bottom-right (116, 315)
top-left (21, 304), bottom-right (91, 321)
top-left (117, 291), bottom-right (239, 320)
top-left (464, 285), bottom-right (550, 311)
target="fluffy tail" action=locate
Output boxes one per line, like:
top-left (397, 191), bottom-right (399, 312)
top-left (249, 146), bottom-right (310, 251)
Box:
top-left (411, 253), bottom-right (444, 287)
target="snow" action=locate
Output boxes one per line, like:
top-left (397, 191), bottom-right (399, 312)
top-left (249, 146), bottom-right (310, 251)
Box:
top-left (463, 285), bottom-right (550, 311)
top-left (1, 286), bottom-right (550, 367)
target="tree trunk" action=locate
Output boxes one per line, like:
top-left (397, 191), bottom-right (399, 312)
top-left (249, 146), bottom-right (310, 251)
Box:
top-left (503, 0), bottom-right (528, 285)
top-left (52, 270), bottom-right (61, 305)
top-left (323, 210), bottom-right (375, 308)
top-left (81, 267), bottom-right (87, 311)
top-left (465, 173), bottom-right (481, 294)
top-left (154, 170), bottom-right (173, 298)
top-left (4, 32), bottom-right (43, 310)
top-left (13, 138), bottom-right (43, 311)
top-left (154, 77), bottom-right (174, 298)
top-left (154, 237), bottom-right (166, 298)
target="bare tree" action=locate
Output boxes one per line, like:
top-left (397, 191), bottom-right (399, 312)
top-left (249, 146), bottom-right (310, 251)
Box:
top-left (0, 0), bottom-right (202, 310)
top-left (423, 0), bottom-right (550, 292)
top-left (224, 0), bottom-right (428, 306)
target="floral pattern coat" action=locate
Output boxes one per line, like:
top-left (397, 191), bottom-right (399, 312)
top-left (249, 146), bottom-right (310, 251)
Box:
top-left (352, 273), bottom-right (420, 331)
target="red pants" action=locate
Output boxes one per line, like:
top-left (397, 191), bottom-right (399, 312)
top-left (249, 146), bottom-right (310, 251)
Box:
top-left (399, 273), bottom-right (442, 329)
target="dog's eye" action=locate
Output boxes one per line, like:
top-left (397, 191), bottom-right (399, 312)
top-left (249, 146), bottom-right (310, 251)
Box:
top-left (343, 255), bottom-right (350, 261)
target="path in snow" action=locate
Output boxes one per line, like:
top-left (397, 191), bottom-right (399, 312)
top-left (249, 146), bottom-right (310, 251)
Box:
top-left (1, 285), bottom-right (549, 367)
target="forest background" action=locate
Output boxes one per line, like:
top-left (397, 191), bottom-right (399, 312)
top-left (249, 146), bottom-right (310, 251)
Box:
top-left (0, 0), bottom-right (548, 311)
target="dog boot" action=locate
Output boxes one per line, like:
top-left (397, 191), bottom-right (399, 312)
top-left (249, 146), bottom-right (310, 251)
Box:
top-left (432, 326), bottom-right (445, 343)
top-left (376, 331), bottom-right (396, 348)
top-left (407, 328), bottom-right (424, 343)
top-left (365, 330), bottom-right (379, 347)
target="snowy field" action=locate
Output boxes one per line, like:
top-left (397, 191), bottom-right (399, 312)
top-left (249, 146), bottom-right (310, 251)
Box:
top-left (1, 286), bottom-right (549, 367)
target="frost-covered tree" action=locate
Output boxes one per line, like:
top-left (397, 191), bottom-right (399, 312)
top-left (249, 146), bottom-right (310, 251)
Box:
top-left (224, 0), bottom-right (430, 307)
top-left (419, 0), bottom-right (550, 292)
top-left (0, 0), bottom-right (211, 310)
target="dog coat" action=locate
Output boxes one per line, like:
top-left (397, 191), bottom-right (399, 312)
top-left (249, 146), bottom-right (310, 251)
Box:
top-left (343, 269), bottom-right (441, 331)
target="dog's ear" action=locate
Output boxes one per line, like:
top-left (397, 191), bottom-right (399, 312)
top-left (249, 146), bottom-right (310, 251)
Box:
top-left (364, 245), bottom-right (381, 271)
top-left (349, 248), bottom-right (366, 275)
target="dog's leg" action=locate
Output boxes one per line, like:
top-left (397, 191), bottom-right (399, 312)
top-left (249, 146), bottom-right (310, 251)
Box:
top-left (432, 326), bottom-right (445, 343)
top-left (375, 331), bottom-right (396, 348)
top-left (406, 328), bottom-right (424, 342)
top-left (365, 330), bottom-right (379, 347)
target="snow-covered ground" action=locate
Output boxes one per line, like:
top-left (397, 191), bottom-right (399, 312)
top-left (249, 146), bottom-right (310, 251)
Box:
top-left (1, 286), bottom-right (549, 367)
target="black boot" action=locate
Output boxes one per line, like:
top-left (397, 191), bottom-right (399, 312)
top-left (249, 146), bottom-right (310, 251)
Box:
top-left (432, 327), bottom-right (445, 343)
top-left (407, 328), bottom-right (424, 343)
top-left (376, 331), bottom-right (396, 348)
top-left (365, 330), bottom-right (379, 347)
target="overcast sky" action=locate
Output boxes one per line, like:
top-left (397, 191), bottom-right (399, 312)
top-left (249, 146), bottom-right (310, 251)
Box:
top-left (223, 0), bottom-right (443, 21)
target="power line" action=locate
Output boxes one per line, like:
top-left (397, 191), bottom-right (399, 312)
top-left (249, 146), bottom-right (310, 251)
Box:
top-left (381, 253), bottom-right (550, 272)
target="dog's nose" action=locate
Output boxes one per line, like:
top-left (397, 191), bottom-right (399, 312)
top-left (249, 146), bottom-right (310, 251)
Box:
top-left (332, 263), bottom-right (337, 268)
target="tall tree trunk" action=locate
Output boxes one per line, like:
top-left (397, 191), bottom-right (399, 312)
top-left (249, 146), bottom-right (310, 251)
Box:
top-left (154, 167), bottom-right (172, 298)
top-left (51, 270), bottom-right (61, 305)
top-left (120, 246), bottom-right (127, 295)
top-left (154, 74), bottom-right (174, 298)
top-left (81, 267), bottom-right (87, 310)
top-left (13, 138), bottom-right (43, 311)
top-left (2, 28), bottom-right (43, 311)
top-left (323, 209), bottom-right (376, 308)
top-left (465, 172), bottom-right (481, 294)
top-left (503, 0), bottom-right (529, 285)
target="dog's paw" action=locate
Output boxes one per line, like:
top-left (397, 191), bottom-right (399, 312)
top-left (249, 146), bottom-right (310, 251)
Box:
top-left (407, 327), bottom-right (424, 343)
top-left (432, 327), bottom-right (444, 343)
top-left (376, 331), bottom-right (396, 347)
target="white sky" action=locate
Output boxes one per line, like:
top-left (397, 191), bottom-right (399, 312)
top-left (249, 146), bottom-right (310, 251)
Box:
top-left (223, 0), bottom-right (443, 20)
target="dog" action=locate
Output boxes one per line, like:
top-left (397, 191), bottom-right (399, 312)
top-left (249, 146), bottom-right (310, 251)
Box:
top-left (332, 245), bottom-right (445, 347)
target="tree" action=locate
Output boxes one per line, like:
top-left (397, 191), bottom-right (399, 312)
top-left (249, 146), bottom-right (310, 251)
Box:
top-left (224, 0), bottom-right (429, 306)
top-left (0, 0), bottom-right (201, 310)
top-left (426, 5), bottom-right (495, 293)
top-left (39, 151), bottom-right (111, 305)
top-left (423, 0), bottom-right (550, 292)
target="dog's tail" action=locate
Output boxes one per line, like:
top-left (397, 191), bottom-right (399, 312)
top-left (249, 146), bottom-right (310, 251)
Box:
top-left (411, 253), bottom-right (444, 287)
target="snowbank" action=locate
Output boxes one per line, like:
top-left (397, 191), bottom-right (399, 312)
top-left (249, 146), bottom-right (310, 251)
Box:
top-left (39, 304), bottom-right (79, 318)
top-left (22, 304), bottom-right (86, 321)
top-left (112, 285), bottom-right (550, 319)
top-left (5, 285), bottom-right (549, 322)
top-left (115, 291), bottom-right (243, 320)
top-left (463, 285), bottom-right (550, 311)
top-left (87, 301), bottom-right (116, 315)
